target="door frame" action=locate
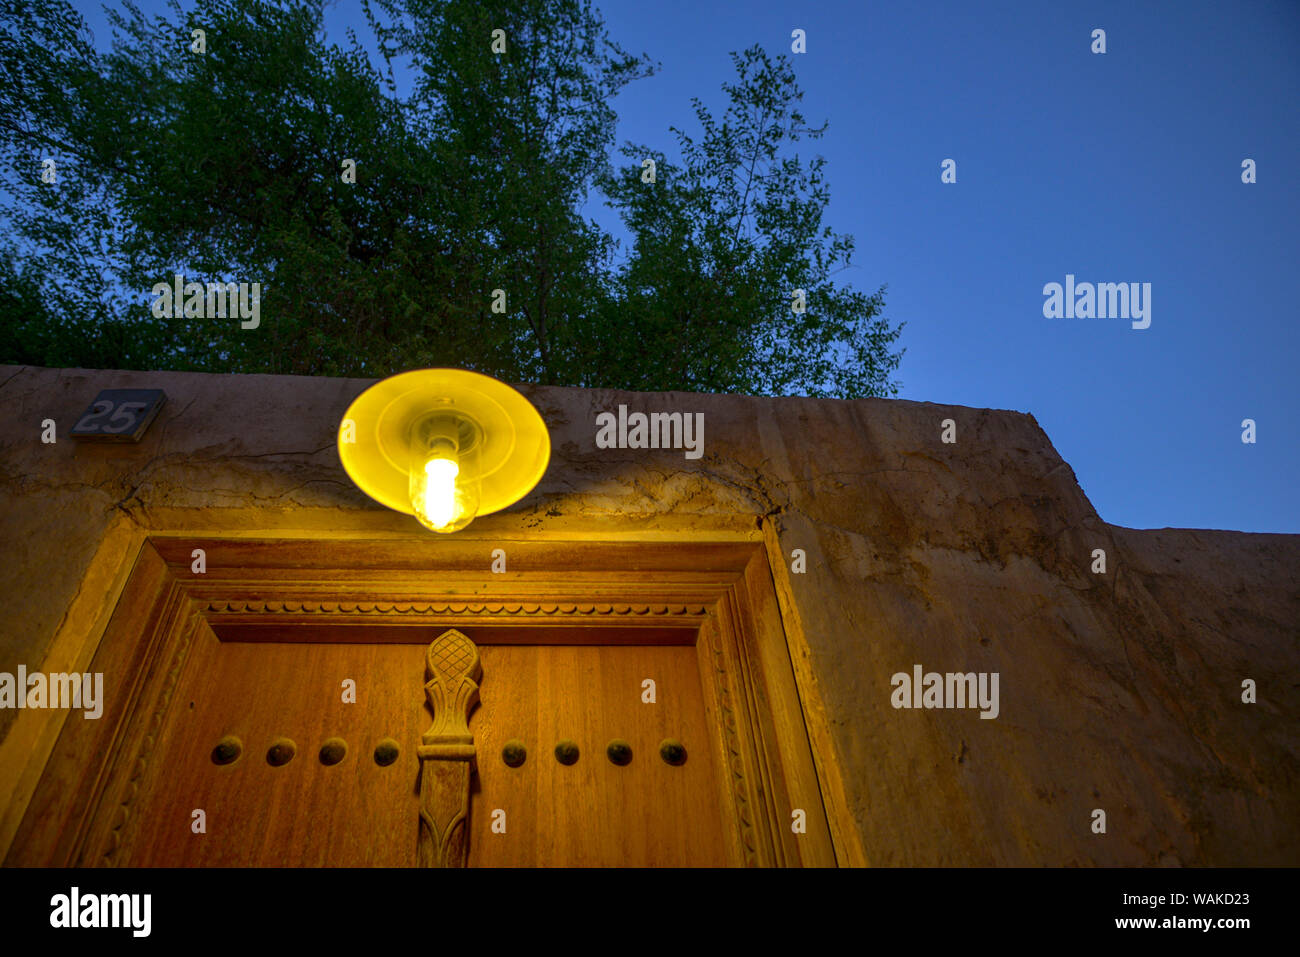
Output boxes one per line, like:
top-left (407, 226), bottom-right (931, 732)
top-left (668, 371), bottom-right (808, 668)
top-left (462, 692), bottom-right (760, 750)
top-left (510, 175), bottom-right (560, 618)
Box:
top-left (6, 534), bottom-right (845, 867)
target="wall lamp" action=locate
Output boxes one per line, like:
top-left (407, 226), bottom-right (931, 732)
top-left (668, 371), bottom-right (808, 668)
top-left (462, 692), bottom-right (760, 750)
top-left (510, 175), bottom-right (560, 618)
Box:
top-left (338, 369), bottom-right (550, 533)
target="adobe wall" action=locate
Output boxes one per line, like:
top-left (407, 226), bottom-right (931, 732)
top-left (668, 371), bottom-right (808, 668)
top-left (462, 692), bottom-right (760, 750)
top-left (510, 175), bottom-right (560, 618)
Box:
top-left (0, 363), bottom-right (1295, 865)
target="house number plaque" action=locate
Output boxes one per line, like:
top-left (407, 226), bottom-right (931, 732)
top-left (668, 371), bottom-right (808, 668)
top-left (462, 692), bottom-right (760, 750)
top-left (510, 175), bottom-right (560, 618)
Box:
top-left (69, 389), bottom-right (167, 442)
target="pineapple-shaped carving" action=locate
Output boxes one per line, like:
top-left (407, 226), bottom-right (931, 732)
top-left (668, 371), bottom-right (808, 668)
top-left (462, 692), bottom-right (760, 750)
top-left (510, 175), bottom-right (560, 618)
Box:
top-left (423, 629), bottom-right (482, 742)
top-left (418, 629), bottom-right (481, 867)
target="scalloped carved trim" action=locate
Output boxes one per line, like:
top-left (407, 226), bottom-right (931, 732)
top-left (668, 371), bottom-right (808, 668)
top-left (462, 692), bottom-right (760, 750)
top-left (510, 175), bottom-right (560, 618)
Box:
top-left (203, 599), bottom-right (710, 617)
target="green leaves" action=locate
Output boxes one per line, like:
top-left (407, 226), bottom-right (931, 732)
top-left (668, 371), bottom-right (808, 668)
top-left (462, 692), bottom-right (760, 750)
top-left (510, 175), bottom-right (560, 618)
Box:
top-left (0, 1), bottom-right (901, 398)
top-left (599, 43), bottom-right (902, 398)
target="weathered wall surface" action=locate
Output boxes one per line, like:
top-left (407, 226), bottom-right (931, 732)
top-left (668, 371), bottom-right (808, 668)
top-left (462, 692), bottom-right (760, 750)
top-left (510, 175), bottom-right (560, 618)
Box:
top-left (1, 363), bottom-right (1296, 865)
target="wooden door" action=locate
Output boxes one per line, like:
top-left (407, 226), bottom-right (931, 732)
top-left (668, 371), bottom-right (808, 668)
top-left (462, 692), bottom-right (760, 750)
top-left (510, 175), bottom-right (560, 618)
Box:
top-left (110, 623), bottom-right (727, 867)
top-left (6, 537), bottom-right (840, 869)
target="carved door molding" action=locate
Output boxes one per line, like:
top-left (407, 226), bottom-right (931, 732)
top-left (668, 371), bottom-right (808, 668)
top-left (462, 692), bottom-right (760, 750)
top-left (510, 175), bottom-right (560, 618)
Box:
top-left (6, 536), bottom-right (845, 867)
top-left (418, 629), bottom-right (480, 868)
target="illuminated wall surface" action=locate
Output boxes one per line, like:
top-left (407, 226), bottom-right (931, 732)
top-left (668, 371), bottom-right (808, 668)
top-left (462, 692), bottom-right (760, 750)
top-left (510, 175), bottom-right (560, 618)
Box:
top-left (0, 363), bottom-right (1296, 866)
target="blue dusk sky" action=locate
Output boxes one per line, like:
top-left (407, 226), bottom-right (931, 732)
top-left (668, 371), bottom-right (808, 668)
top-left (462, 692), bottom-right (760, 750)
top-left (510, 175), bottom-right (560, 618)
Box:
top-left (68, 0), bottom-right (1300, 533)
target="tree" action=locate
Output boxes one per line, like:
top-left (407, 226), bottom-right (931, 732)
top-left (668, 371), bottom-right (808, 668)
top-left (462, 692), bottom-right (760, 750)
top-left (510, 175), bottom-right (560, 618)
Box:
top-left (361, 0), bottom-right (654, 384)
top-left (0, 0), bottom-right (176, 369)
top-left (0, 0), bottom-right (903, 397)
top-left (0, 0), bottom-right (651, 379)
top-left (594, 45), bottom-right (902, 398)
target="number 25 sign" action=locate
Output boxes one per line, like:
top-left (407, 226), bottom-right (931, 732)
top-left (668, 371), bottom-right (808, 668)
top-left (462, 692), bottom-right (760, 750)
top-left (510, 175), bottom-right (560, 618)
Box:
top-left (70, 389), bottom-right (167, 443)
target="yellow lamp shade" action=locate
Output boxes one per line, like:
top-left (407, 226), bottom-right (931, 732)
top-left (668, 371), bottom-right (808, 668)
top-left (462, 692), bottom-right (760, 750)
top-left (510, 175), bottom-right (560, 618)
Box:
top-left (337, 369), bottom-right (550, 532)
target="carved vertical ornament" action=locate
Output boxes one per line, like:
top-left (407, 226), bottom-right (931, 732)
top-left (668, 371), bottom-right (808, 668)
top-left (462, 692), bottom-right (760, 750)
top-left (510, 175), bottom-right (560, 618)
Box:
top-left (417, 628), bottom-right (482, 868)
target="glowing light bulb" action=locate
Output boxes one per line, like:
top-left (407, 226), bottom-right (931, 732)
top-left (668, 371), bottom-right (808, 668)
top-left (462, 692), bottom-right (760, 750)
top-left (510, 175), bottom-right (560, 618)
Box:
top-left (404, 411), bottom-right (483, 533)
top-left (422, 456), bottom-right (460, 529)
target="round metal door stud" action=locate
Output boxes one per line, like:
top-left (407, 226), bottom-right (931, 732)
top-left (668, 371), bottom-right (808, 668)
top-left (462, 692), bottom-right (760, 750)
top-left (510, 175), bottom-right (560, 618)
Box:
top-left (502, 739), bottom-right (527, 768)
top-left (319, 737), bottom-right (348, 766)
top-left (374, 738), bottom-right (400, 766)
top-left (554, 740), bottom-right (580, 765)
top-left (211, 736), bottom-right (242, 766)
top-left (659, 739), bottom-right (687, 766)
top-left (266, 738), bottom-right (297, 767)
top-left (606, 739), bottom-right (633, 766)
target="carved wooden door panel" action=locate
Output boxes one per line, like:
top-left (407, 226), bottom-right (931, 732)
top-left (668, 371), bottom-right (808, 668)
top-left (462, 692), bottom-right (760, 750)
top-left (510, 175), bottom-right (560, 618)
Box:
top-left (108, 622), bottom-right (728, 867)
top-left (468, 642), bottom-right (727, 866)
